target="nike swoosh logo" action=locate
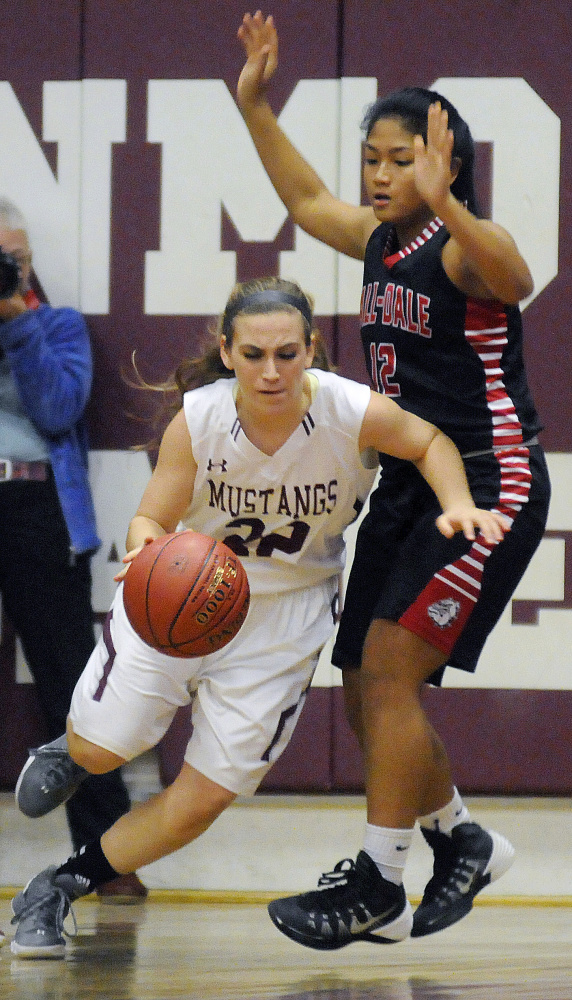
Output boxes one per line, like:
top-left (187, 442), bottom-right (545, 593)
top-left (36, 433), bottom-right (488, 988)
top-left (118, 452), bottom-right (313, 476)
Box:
top-left (453, 864), bottom-right (480, 895)
top-left (349, 906), bottom-right (397, 935)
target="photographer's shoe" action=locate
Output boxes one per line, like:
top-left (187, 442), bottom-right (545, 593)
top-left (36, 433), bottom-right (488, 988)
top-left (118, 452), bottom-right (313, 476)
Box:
top-left (11, 866), bottom-right (88, 959)
top-left (268, 850), bottom-right (412, 950)
top-left (96, 873), bottom-right (148, 904)
top-left (16, 735), bottom-right (87, 818)
top-left (411, 822), bottom-right (515, 937)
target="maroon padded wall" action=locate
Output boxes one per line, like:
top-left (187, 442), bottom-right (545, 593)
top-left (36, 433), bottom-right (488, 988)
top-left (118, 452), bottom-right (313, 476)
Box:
top-left (0, 0), bottom-right (570, 794)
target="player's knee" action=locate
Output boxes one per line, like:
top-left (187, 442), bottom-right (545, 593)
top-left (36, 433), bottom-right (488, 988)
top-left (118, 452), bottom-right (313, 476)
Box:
top-left (360, 646), bottom-right (414, 706)
top-left (164, 764), bottom-right (236, 841)
top-left (68, 729), bottom-right (126, 773)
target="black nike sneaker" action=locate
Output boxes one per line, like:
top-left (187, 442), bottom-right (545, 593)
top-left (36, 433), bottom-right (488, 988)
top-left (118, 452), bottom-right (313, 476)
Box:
top-left (411, 822), bottom-right (515, 937)
top-left (268, 850), bottom-right (412, 950)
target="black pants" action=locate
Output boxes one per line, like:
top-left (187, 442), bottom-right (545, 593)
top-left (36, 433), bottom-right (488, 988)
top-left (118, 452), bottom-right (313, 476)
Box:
top-left (0, 474), bottom-right (130, 851)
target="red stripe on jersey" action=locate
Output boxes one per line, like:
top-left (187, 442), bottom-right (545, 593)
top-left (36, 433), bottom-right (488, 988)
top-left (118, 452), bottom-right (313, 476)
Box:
top-left (465, 298), bottom-right (507, 329)
top-left (398, 444), bottom-right (533, 653)
top-left (465, 298), bottom-right (525, 449)
top-left (496, 447), bottom-right (532, 514)
top-left (384, 217), bottom-right (444, 269)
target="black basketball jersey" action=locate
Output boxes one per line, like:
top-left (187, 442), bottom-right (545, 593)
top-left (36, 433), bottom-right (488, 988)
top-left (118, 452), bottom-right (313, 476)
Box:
top-left (360, 219), bottom-right (542, 455)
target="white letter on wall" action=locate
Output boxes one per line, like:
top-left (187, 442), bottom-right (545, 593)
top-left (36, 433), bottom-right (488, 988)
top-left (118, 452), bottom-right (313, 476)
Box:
top-left (432, 78), bottom-right (560, 308)
top-left (79, 80), bottom-right (127, 314)
top-left (146, 79), bottom-right (289, 315)
top-left (147, 78), bottom-right (376, 316)
top-left (0, 80), bottom-right (125, 311)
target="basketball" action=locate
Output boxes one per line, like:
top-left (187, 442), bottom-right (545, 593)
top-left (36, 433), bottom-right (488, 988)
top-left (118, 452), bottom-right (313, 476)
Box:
top-left (122, 530), bottom-right (250, 657)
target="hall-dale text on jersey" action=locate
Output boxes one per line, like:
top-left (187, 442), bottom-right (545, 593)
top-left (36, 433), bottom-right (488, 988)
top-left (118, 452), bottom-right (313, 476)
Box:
top-left (361, 281), bottom-right (431, 337)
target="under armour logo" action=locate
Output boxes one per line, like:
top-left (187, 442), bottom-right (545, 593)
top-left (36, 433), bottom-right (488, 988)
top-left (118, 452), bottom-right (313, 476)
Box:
top-left (207, 458), bottom-right (228, 472)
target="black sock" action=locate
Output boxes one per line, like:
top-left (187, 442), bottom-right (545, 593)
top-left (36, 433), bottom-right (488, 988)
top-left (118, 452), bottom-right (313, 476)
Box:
top-left (56, 839), bottom-right (120, 894)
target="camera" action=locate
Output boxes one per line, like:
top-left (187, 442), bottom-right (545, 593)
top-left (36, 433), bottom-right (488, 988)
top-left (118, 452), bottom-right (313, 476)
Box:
top-left (0, 247), bottom-right (21, 299)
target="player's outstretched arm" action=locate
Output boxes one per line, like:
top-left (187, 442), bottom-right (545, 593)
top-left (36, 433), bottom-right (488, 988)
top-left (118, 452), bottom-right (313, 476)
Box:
top-left (237, 10), bottom-right (375, 259)
top-left (359, 391), bottom-right (509, 544)
top-left (418, 102), bottom-right (533, 304)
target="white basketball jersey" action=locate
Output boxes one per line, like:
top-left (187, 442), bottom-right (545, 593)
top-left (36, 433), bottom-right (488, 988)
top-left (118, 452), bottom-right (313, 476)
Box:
top-left (182, 370), bottom-right (377, 594)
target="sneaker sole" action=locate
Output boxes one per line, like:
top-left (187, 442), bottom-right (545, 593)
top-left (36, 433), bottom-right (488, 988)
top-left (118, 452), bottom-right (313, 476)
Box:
top-left (268, 900), bottom-right (412, 951)
top-left (411, 829), bottom-right (516, 937)
top-left (484, 829), bottom-right (516, 883)
top-left (14, 754), bottom-right (37, 813)
top-left (11, 941), bottom-right (66, 959)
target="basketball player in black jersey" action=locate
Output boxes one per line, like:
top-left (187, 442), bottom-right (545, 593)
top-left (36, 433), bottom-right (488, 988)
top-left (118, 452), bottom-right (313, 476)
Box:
top-left (237, 12), bottom-right (551, 949)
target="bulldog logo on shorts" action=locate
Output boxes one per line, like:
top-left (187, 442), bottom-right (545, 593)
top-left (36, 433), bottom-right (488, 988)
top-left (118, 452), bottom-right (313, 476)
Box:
top-left (427, 597), bottom-right (461, 628)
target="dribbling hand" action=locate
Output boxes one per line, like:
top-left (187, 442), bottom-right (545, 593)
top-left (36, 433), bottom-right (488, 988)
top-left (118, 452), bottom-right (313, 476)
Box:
top-left (114, 536), bottom-right (156, 582)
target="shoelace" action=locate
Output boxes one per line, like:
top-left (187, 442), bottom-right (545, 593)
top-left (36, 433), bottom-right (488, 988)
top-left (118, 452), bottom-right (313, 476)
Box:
top-left (317, 858), bottom-right (355, 888)
top-left (434, 856), bottom-right (481, 902)
top-left (11, 887), bottom-right (78, 941)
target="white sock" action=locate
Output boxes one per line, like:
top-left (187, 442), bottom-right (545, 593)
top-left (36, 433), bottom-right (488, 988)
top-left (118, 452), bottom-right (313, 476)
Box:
top-left (418, 787), bottom-right (470, 836)
top-left (363, 823), bottom-right (414, 885)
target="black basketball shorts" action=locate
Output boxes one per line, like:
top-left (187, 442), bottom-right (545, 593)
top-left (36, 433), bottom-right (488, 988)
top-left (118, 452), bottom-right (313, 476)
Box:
top-left (332, 445), bottom-right (551, 678)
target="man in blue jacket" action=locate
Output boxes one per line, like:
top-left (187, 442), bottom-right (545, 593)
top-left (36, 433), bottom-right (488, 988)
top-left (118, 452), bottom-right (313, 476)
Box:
top-left (0, 198), bottom-right (146, 915)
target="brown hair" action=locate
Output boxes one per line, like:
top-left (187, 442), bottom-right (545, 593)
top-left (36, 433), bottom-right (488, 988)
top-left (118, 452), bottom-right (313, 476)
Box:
top-left (133, 276), bottom-right (334, 452)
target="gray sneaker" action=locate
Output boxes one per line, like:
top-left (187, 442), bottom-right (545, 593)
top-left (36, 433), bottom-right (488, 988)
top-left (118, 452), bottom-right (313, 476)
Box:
top-left (15, 734), bottom-right (87, 818)
top-left (10, 866), bottom-right (87, 959)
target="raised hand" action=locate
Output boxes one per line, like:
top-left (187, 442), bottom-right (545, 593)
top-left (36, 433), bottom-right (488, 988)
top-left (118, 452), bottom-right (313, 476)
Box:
top-left (413, 102), bottom-right (457, 214)
top-left (237, 10), bottom-right (278, 111)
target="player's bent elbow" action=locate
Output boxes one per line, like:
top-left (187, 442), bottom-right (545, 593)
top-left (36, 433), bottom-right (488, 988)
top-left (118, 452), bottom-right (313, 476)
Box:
top-left (505, 269), bottom-right (534, 304)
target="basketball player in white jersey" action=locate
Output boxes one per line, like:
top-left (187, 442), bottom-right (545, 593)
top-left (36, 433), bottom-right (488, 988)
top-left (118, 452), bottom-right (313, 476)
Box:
top-left (10, 277), bottom-right (506, 958)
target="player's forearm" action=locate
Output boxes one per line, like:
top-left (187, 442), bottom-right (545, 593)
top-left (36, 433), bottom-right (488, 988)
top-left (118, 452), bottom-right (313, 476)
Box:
top-left (414, 431), bottom-right (475, 512)
top-left (240, 99), bottom-right (327, 223)
top-left (438, 193), bottom-right (533, 303)
top-left (125, 515), bottom-right (167, 553)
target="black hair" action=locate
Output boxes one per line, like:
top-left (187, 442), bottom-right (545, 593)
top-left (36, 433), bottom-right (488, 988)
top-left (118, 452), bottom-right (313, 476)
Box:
top-left (362, 87), bottom-right (480, 216)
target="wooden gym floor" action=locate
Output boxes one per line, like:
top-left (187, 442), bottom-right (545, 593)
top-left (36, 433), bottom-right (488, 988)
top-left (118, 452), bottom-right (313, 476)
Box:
top-left (1, 778), bottom-right (571, 998)
top-left (0, 894), bottom-right (571, 1000)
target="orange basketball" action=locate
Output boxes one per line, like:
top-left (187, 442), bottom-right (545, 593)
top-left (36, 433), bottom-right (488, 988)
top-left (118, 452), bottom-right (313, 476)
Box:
top-left (122, 531), bottom-right (250, 657)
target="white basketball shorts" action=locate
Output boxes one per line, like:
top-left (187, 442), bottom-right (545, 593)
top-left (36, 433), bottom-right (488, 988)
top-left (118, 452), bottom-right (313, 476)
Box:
top-left (69, 577), bottom-right (337, 795)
